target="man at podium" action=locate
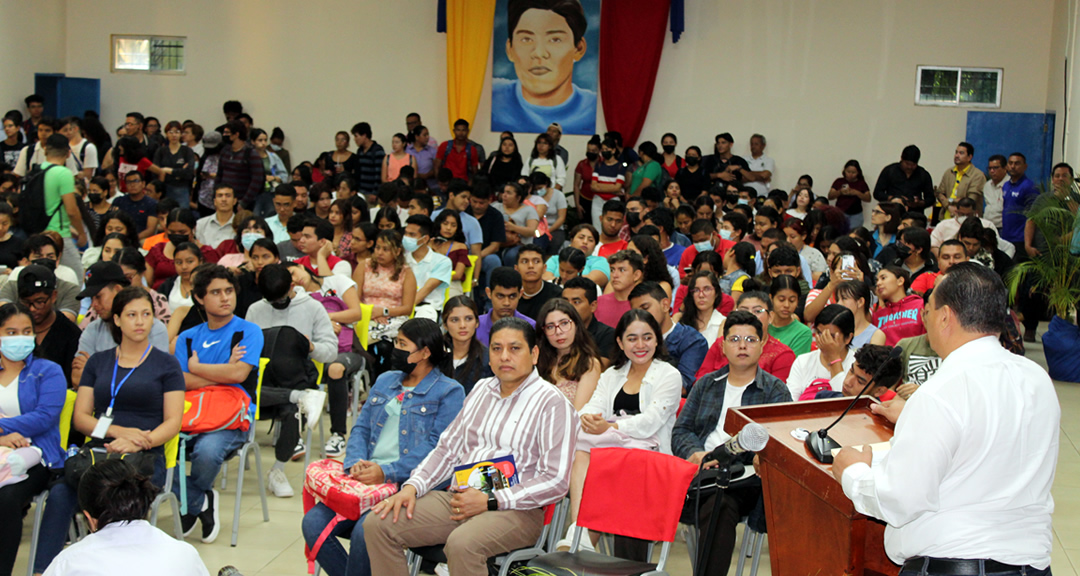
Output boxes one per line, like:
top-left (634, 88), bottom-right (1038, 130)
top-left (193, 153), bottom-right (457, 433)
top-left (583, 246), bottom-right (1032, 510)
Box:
top-left (832, 263), bottom-right (1059, 576)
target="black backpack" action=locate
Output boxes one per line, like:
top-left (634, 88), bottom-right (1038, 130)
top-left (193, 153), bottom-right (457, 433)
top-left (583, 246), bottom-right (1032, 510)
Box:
top-left (19, 163), bottom-right (62, 235)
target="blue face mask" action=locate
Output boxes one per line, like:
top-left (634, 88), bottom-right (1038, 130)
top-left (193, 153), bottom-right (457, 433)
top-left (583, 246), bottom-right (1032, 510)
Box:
top-left (241, 232), bottom-right (263, 251)
top-left (401, 236), bottom-right (420, 253)
top-left (737, 198), bottom-right (750, 205)
top-left (694, 240), bottom-right (712, 253)
top-left (719, 229), bottom-right (735, 241)
top-left (1, 335), bottom-right (36, 362)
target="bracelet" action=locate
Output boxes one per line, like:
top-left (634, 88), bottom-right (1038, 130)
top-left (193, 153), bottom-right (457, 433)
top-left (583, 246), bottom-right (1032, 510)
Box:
top-left (829, 358), bottom-right (843, 366)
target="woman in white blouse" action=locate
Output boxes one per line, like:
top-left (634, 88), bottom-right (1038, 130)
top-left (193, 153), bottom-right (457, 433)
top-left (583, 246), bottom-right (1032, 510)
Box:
top-left (786, 304), bottom-right (857, 401)
top-left (556, 308), bottom-right (683, 551)
top-left (672, 270), bottom-right (726, 347)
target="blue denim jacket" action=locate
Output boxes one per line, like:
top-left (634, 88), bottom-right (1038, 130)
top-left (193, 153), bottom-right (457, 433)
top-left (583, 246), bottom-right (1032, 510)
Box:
top-left (0, 354), bottom-right (67, 468)
top-left (344, 367), bottom-right (465, 483)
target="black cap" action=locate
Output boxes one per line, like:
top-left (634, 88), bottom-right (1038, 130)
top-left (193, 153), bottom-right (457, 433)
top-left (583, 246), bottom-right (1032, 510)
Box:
top-left (77, 261), bottom-right (130, 299)
top-left (17, 264), bottom-right (56, 299)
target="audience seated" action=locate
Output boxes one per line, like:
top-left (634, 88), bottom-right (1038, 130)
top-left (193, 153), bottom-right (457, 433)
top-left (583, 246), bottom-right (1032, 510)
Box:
top-left (295, 219), bottom-right (352, 278)
top-left (302, 318), bottom-right (464, 576)
top-left (18, 265), bottom-right (81, 386)
top-left (477, 267), bottom-right (534, 346)
top-left (594, 250), bottom-right (643, 328)
top-left (429, 210), bottom-right (471, 299)
top-left (787, 304), bottom-right (858, 399)
top-left (767, 275), bottom-right (812, 354)
top-left (561, 276), bottom-right (616, 368)
top-left (403, 215), bottom-right (451, 321)
top-left (543, 223), bottom-right (610, 288)
top-left (441, 296), bottom-right (493, 396)
top-left (194, 185), bottom-right (240, 251)
top-left (357, 229), bottom-right (416, 347)
top-left (673, 270), bottom-right (728, 347)
top-left (629, 281), bottom-right (708, 393)
top-left (911, 239), bottom-right (967, 296)
top-left (696, 291), bottom-right (796, 381)
top-left (595, 200), bottom-right (629, 258)
top-left (111, 171), bottom-right (158, 238)
top-left (145, 209), bottom-right (219, 289)
top-left (834, 280), bottom-right (886, 348)
top-left (536, 298), bottom-right (602, 410)
top-left (157, 242), bottom-right (206, 311)
top-left (871, 265), bottom-right (925, 346)
top-left (812, 344), bottom-right (903, 401)
top-left (515, 245), bottom-right (562, 320)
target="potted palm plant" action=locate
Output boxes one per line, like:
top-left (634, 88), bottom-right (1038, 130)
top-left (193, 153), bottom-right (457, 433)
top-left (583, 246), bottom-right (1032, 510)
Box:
top-left (1006, 180), bottom-right (1080, 381)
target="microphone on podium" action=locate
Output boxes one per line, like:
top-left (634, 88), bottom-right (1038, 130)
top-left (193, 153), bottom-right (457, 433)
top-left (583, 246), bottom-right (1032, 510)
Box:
top-left (806, 345), bottom-right (903, 464)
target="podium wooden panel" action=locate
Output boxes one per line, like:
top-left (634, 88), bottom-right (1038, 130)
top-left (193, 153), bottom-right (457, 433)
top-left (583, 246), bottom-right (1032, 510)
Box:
top-left (726, 398), bottom-right (901, 576)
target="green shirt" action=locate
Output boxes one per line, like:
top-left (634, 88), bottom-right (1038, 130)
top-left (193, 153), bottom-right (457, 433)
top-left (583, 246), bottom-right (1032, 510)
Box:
top-left (41, 161), bottom-right (75, 233)
top-left (769, 320), bottom-right (812, 355)
top-left (370, 396), bottom-right (401, 466)
top-left (629, 160), bottom-right (662, 193)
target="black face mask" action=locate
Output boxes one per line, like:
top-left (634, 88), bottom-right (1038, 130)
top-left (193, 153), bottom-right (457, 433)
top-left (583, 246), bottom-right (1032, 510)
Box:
top-left (685, 156), bottom-right (700, 167)
top-left (32, 258), bottom-right (56, 271)
top-left (662, 144), bottom-right (676, 155)
top-left (88, 193), bottom-right (103, 205)
top-left (390, 348), bottom-right (418, 375)
top-left (269, 295), bottom-right (291, 310)
top-left (168, 234), bottom-right (189, 246)
top-left (586, 152), bottom-right (598, 162)
top-left (625, 212), bottom-right (642, 228)
top-left (601, 150), bottom-right (614, 160)
top-left (895, 244), bottom-right (913, 259)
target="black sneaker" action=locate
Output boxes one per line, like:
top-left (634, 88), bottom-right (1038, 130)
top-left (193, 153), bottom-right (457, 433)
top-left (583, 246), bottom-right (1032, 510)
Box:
top-left (180, 513), bottom-right (198, 537)
top-left (290, 441), bottom-right (307, 462)
top-left (199, 489), bottom-right (221, 543)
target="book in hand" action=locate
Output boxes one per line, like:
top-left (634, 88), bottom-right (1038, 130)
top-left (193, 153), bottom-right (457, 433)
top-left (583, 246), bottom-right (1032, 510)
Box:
top-left (452, 455), bottom-right (519, 494)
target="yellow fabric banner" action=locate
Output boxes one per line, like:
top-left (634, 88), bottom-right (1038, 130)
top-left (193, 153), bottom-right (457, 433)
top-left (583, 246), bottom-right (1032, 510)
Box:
top-left (446, 0), bottom-right (496, 134)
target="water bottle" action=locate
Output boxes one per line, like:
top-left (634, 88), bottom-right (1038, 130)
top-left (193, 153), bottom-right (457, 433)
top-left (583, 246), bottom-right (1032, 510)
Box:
top-left (66, 444), bottom-right (80, 458)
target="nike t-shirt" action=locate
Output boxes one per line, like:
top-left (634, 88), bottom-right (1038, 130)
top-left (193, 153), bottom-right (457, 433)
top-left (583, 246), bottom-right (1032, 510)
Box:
top-left (175, 316), bottom-right (264, 398)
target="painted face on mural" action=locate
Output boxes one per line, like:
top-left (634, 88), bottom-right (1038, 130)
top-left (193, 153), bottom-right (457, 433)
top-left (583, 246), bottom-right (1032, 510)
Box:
top-left (506, 8), bottom-right (587, 107)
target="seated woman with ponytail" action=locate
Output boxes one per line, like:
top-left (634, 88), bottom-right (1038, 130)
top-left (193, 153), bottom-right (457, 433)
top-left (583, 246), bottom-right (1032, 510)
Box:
top-left (301, 318), bottom-right (464, 576)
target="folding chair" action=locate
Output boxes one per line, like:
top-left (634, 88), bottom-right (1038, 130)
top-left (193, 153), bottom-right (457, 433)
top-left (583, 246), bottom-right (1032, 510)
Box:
top-left (442, 255), bottom-right (479, 303)
top-left (26, 389), bottom-right (77, 576)
top-left (406, 499), bottom-right (566, 576)
top-left (528, 448), bottom-right (697, 576)
top-left (219, 357), bottom-right (271, 547)
top-left (148, 434), bottom-right (183, 538)
top-left (304, 360), bottom-right (327, 468)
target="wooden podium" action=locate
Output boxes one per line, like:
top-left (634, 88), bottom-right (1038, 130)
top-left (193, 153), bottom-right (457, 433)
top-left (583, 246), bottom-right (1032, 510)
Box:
top-left (726, 398), bottom-right (902, 576)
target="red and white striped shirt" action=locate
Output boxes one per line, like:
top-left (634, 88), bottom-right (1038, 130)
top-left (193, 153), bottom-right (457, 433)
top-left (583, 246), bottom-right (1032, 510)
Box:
top-left (404, 369), bottom-right (579, 511)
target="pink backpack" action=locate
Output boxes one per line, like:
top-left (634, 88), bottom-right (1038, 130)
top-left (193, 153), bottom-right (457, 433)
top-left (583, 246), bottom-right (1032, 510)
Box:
top-left (799, 378), bottom-right (834, 401)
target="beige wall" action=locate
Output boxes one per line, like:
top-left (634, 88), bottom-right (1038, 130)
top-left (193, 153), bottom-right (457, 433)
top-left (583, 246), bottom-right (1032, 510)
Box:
top-left (16, 0), bottom-right (1065, 193)
top-left (0, 0), bottom-right (68, 120)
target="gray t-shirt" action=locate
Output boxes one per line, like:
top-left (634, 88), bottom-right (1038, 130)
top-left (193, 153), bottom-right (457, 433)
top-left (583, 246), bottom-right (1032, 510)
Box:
top-left (0, 277), bottom-right (80, 316)
top-left (77, 318), bottom-right (171, 356)
top-left (493, 202), bottom-right (540, 245)
top-left (542, 189), bottom-right (567, 228)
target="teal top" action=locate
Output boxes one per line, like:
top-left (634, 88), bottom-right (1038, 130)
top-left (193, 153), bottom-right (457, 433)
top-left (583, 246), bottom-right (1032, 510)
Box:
top-left (370, 396), bottom-right (402, 466)
top-left (545, 254), bottom-right (611, 280)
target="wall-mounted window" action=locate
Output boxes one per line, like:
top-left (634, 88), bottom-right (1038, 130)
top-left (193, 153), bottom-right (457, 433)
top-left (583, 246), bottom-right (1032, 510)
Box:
top-left (111, 35), bottom-right (186, 74)
top-left (915, 66), bottom-right (1001, 108)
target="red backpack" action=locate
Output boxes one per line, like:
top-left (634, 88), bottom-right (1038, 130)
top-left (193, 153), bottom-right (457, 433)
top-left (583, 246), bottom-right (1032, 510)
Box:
top-left (181, 332), bottom-right (252, 434)
top-left (799, 378), bottom-right (834, 401)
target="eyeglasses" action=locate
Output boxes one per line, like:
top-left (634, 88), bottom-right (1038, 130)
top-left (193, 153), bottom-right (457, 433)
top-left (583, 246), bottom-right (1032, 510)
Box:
top-left (724, 335), bottom-right (761, 345)
top-left (739, 307), bottom-right (768, 315)
top-left (871, 209), bottom-right (886, 216)
top-left (690, 286), bottom-right (715, 295)
top-left (21, 297), bottom-right (51, 310)
top-left (542, 319), bottom-right (573, 335)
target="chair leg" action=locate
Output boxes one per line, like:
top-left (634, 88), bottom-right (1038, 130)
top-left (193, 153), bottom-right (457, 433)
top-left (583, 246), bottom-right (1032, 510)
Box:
top-left (736, 524), bottom-right (754, 576)
top-left (27, 492), bottom-right (48, 576)
top-left (231, 445), bottom-right (248, 547)
top-left (220, 461), bottom-right (228, 490)
top-left (683, 524), bottom-right (698, 573)
top-left (169, 494), bottom-right (183, 539)
top-left (749, 533), bottom-right (765, 576)
top-left (313, 562), bottom-right (322, 576)
top-left (255, 440), bottom-right (269, 521)
top-left (408, 551), bottom-right (421, 576)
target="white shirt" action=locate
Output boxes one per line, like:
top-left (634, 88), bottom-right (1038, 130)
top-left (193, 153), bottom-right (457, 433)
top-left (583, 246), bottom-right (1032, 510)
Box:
top-left (786, 348), bottom-right (854, 400)
top-left (582, 360), bottom-right (683, 455)
top-left (700, 309), bottom-right (726, 348)
top-left (929, 216), bottom-right (1015, 258)
top-left (406, 248), bottom-right (452, 311)
top-left (195, 213), bottom-right (235, 250)
top-left (704, 380), bottom-right (747, 451)
top-left (0, 375), bottom-right (20, 417)
top-left (70, 139), bottom-right (99, 174)
top-left (12, 143), bottom-right (81, 177)
top-left (982, 178), bottom-right (1006, 229)
top-left (43, 520), bottom-right (210, 576)
top-left (744, 154), bottom-right (775, 198)
top-left (841, 336), bottom-right (1059, 568)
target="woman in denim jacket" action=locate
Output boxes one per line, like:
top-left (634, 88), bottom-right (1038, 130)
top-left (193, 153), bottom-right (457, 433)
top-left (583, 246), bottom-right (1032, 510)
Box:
top-left (302, 318), bottom-right (465, 576)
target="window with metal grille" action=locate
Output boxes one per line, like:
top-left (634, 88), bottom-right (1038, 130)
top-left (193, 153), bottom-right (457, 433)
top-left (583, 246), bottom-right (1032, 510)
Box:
top-left (915, 66), bottom-right (1001, 108)
top-left (112, 35), bottom-right (186, 73)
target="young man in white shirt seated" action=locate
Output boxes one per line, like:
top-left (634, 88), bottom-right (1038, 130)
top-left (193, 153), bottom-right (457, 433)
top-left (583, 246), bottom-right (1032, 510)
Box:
top-left (403, 215), bottom-right (452, 321)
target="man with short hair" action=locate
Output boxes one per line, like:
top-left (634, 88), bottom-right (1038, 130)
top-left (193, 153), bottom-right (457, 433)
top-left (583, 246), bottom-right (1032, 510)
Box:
top-left (873, 145), bottom-right (935, 210)
top-left (215, 100), bottom-right (244, 134)
top-left (983, 154), bottom-right (1008, 229)
top-left (12, 117), bottom-right (78, 177)
top-left (1001, 152), bottom-right (1040, 255)
top-left (12, 233), bottom-right (80, 287)
top-left (595, 250), bottom-right (644, 328)
top-left (478, 267), bottom-right (534, 346)
top-left (704, 133), bottom-right (749, 185)
top-left (404, 215), bottom-right (452, 320)
top-left (743, 134), bottom-right (775, 198)
top-left (629, 281), bottom-right (708, 392)
top-left (404, 113), bottom-right (438, 147)
top-left (433, 179), bottom-right (483, 256)
top-left (60, 116), bottom-right (98, 180)
top-left (277, 213), bottom-right (307, 262)
top-left (174, 265), bottom-right (263, 543)
top-left (296, 219), bottom-right (352, 277)
top-left (644, 208), bottom-right (685, 267)
top-left (900, 211), bottom-right (929, 232)
top-left (596, 199), bottom-right (628, 259)
top-left (670, 310), bottom-right (791, 575)
top-left (547, 123), bottom-right (570, 165)
top-left (813, 344), bottom-right (904, 400)
top-left (365, 318), bottom-right (578, 576)
top-left (934, 142), bottom-right (987, 222)
top-left (929, 198), bottom-right (1011, 257)
top-left (912, 240), bottom-right (967, 295)
top-left (14, 134), bottom-right (87, 251)
top-left (266, 183), bottom-right (297, 243)
top-left (515, 245), bottom-right (562, 321)
top-left (562, 276), bottom-right (615, 366)
top-left (113, 171), bottom-right (159, 237)
top-left (0, 252), bottom-right (80, 322)
top-left (351, 122), bottom-right (385, 198)
top-left (19, 264), bottom-right (80, 386)
top-left (195, 186), bottom-right (238, 250)
top-left (834, 263), bottom-right (1059, 576)
top-left (434, 119), bottom-right (480, 181)
top-left (467, 181), bottom-right (506, 303)
top-left (407, 194), bottom-right (433, 217)
top-left (22, 94), bottom-right (44, 144)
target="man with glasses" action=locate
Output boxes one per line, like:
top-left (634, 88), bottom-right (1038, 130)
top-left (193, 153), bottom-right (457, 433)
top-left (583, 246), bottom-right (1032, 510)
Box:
top-left (670, 310), bottom-right (792, 576)
top-left (695, 293), bottom-right (797, 382)
top-left (18, 264), bottom-right (81, 386)
top-left (982, 154), bottom-right (1008, 229)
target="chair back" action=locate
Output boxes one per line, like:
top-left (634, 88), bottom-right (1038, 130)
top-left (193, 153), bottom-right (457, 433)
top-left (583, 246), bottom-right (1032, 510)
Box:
top-left (163, 434), bottom-right (180, 469)
top-left (255, 357), bottom-right (270, 420)
top-left (577, 448), bottom-right (697, 543)
top-left (58, 390), bottom-right (77, 447)
top-left (356, 303), bottom-right (373, 350)
top-left (461, 255), bottom-right (478, 294)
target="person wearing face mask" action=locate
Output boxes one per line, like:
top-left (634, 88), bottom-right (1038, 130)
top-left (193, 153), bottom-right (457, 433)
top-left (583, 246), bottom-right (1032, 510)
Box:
top-left (301, 318), bottom-right (464, 576)
top-left (145, 208), bottom-right (220, 290)
top-left (675, 145), bottom-right (710, 200)
top-left (85, 176), bottom-right (114, 232)
top-left (18, 264), bottom-right (81, 387)
top-left (573, 135), bottom-right (601, 223)
top-left (10, 233), bottom-right (81, 287)
top-left (0, 302), bottom-right (68, 576)
top-left (590, 138), bottom-right (628, 228)
top-left (194, 185), bottom-right (239, 251)
top-left (629, 141), bottom-right (662, 196)
top-left (245, 264), bottom-right (337, 496)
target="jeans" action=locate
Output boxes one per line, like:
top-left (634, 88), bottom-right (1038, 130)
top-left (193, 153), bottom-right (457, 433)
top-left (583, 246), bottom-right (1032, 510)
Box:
top-left (900, 560), bottom-right (1051, 576)
top-left (166, 184), bottom-right (192, 209)
top-left (172, 428), bottom-right (247, 515)
top-left (302, 503), bottom-right (373, 576)
top-left (325, 352), bottom-right (364, 436)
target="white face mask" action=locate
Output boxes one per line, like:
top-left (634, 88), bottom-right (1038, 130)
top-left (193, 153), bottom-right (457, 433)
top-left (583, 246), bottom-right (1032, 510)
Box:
top-left (955, 216), bottom-right (968, 224)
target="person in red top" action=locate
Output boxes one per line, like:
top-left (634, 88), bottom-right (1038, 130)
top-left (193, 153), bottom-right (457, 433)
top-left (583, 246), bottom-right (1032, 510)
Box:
top-left (595, 199), bottom-right (628, 259)
top-left (695, 291), bottom-right (796, 382)
top-left (910, 239), bottom-right (968, 296)
top-left (871, 265), bottom-right (926, 346)
top-left (295, 219), bottom-right (353, 277)
top-left (114, 136), bottom-right (154, 193)
top-left (594, 250), bottom-right (643, 328)
top-left (434, 119), bottom-right (480, 181)
top-left (671, 250), bottom-right (735, 317)
top-left (678, 218), bottom-right (737, 275)
top-left (573, 135), bottom-right (601, 222)
top-left (145, 208), bottom-right (220, 289)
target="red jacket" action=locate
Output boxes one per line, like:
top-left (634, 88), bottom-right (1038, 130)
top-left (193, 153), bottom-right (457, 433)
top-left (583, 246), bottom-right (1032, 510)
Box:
top-left (695, 334), bottom-right (795, 382)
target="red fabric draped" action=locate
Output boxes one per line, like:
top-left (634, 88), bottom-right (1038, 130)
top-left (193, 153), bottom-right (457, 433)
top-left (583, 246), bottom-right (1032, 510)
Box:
top-left (599, 0), bottom-right (671, 149)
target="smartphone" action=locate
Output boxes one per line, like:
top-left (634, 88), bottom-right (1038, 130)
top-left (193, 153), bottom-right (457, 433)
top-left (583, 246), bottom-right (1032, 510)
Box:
top-left (841, 255), bottom-right (856, 272)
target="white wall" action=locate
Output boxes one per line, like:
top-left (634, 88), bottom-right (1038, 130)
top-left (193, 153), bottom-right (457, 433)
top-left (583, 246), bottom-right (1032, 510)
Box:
top-left (44, 0), bottom-right (1067, 192)
top-left (0, 0), bottom-right (68, 119)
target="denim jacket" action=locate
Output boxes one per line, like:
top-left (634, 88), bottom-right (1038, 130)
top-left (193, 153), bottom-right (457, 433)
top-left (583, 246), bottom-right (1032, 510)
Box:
top-left (0, 354), bottom-right (67, 468)
top-left (344, 367), bottom-right (465, 484)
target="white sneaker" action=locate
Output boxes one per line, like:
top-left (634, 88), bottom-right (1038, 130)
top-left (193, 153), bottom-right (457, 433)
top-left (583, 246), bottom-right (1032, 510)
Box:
top-left (555, 522), bottom-right (595, 552)
top-left (297, 390), bottom-right (327, 427)
top-left (434, 563), bottom-right (450, 576)
top-left (267, 468), bottom-right (294, 498)
top-left (324, 433), bottom-right (347, 458)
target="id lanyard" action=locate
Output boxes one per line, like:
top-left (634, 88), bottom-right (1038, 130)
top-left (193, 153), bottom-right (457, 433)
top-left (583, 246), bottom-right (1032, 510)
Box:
top-left (105, 344), bottom-right (152, 418)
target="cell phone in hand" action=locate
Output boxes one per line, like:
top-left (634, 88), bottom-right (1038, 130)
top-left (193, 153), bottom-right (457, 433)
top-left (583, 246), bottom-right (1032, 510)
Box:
top-left (841, 255), bottom-right (856, 272)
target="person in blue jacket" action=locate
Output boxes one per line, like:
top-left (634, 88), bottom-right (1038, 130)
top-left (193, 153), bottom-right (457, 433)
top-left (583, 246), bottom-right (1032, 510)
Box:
top-left (0, 302), bottom-right (67, 576)
top-left (302, 318), bottom-right (465, 576)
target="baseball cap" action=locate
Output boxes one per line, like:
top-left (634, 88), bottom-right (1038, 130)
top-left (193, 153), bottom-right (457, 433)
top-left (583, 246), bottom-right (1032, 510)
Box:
top-left (77, 261), bottom-right (130, 299)
top-left (17, 264), bottom-right (56, 299)
top-left (202, 131), bottom-right (223, 148)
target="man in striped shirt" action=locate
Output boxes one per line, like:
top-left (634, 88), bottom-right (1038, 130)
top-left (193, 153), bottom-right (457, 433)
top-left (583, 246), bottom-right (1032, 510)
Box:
top-left (366, 317), bottom-right (578, 576)
top-left (351, 122), bottom-right (385, 199)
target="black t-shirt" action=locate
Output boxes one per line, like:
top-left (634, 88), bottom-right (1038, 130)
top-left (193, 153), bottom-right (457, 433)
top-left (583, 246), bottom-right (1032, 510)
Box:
top-left (675, 166), bottom-right (711, 200)
top-left (0, 139), bottom-right (25, 169)
top-left (37, 312), bottom-right (82, 386)
top-left (468, 207), bottom-right (507, 246)
top-left (0, 234), bottom-right (23, 269)
top-left (516, 282), bottom-right (562, 321)
top-left (586, 318), bottom-right (616, 362)
top-left (704, 154), bottom-right (750, 183)
top-left (84, 347), bottom-right (185, 433)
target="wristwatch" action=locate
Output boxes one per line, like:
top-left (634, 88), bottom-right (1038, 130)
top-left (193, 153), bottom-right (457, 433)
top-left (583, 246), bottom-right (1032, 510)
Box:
top-left (382, 307), bottom-right (389, 318)
top-left (487, 494), bottom-right (498, 511)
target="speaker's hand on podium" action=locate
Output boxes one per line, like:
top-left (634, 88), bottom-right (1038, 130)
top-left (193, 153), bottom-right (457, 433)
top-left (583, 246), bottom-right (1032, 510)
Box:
top-left (870, 397), bottom-right (905, 424)
top-left (831, 445), bottom-right (872, 482)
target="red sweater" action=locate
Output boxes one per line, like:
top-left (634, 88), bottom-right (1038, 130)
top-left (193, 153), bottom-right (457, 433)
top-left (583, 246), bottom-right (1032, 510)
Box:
top-left (695, 334), bottom-right (795, 382)
top-left (871, 294), bottom-right (926, 346)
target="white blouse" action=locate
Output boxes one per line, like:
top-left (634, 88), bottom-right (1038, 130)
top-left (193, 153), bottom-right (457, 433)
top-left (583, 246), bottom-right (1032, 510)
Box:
top-left (581, 360), bottom-right (682, 455)
top-left (786, 348), bottom-right (855, 400)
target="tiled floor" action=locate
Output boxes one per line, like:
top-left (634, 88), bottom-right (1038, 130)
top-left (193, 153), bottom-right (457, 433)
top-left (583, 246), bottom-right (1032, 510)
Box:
top-left (14, 331), bottom-right (1080, 576)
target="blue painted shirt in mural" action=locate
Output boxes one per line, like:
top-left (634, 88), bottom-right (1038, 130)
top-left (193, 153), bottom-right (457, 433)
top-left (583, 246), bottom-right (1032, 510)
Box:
top-left (492, 78), bottom-right (597, 135)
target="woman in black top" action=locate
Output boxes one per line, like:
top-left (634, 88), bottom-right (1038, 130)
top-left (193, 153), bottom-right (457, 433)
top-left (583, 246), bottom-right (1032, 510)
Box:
top-left (441, 296), bottom-right (492, 396)
top-left (480, 137), bottom-right (524, 191)
top-left (150, 121), bottom-right (198, 209)
top-left (318, 132), bottom-right (361, 184)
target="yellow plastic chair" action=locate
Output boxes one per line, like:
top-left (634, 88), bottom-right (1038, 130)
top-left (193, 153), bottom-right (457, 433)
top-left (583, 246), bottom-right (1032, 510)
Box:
top-left (443, 255), bottom-right (479, 303)
top-left (26, 390), bottom-right (78, 576)
top-left (149, 434), bottom-right (183, 539)
top-left (356, 303), bottom-right (373, 350)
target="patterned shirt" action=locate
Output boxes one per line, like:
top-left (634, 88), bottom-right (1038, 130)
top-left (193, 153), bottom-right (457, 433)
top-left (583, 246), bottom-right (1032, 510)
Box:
top-left (355, 141), bottom-right (386, 196)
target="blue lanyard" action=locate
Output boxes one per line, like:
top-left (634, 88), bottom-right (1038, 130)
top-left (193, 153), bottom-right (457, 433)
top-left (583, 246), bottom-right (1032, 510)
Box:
top-left (106, 344), bottom-right (152, 417)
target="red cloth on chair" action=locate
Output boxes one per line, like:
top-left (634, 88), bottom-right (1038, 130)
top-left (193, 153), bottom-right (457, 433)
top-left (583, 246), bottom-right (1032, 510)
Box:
top-left (599, 0), bottom-right (671, 149)
top-left (577, 448), bottom-right (697, 543)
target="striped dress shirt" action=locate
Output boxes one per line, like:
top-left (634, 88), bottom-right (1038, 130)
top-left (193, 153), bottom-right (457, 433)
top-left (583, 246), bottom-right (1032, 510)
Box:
top-left (404, 369), bottom-right (579, 511)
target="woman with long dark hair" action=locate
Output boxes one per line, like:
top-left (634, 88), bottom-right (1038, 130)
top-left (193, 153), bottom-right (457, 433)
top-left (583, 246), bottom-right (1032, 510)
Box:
top-left (441, 296), bottom-right (492, 396)
top-left (768, 274), bottom-right (812, 354)
top-left (536, 299), bottom-right (602, 410)
top-left (430, 210), bottom-right (471, 299)
top-left (318, 131), bottom-right (360, 183)
top-left (786, 304), bottom-right (857, 399)
top-left (329, 198), bottom-right (355, 266)
top-left (522, 133), bottom-right (566, 192)
top-left (673, 270), bottom-right (726, 347)
top-left (828, 160), bottom-right (871, 229)
top-left (626, 234), bottom-right (674, 297)
top-left (357, 230), bottom-right (416, 344)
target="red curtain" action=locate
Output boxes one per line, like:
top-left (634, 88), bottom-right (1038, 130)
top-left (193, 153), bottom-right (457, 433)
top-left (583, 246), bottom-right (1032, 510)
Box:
top-left (599, 0), bottom-right (671, 149)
